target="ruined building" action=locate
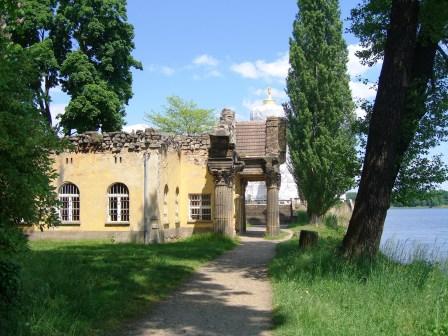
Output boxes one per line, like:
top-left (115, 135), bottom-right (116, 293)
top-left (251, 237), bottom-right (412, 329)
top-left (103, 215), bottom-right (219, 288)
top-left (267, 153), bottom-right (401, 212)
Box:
top-left (26, 108), bottom-right (287, 242)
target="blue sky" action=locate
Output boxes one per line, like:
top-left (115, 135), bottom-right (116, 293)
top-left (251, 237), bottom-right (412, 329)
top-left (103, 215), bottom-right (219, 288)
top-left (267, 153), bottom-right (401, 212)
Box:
top-left (50, 0), bottom-right (447, 188)
top-left (51, 0), bottom-right (366, 124)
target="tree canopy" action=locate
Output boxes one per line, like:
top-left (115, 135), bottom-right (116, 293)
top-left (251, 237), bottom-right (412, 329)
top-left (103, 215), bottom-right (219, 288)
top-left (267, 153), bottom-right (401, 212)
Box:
top-left (6, 0), bottom-right (142, 134)
top-left (285, 0), bottom-right (359, 222)
top-left (145, 96), bottom-right (216, 135)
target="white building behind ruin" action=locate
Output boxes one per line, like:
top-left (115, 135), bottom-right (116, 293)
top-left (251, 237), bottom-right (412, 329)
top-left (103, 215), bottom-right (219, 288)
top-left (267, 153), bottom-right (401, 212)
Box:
top-left (245, 89), bottom-right (299, 202)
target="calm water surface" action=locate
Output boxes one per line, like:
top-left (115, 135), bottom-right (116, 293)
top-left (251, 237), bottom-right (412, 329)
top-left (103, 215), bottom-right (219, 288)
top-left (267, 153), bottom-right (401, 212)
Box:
top-left (381, 208), bottom-right (448, 262)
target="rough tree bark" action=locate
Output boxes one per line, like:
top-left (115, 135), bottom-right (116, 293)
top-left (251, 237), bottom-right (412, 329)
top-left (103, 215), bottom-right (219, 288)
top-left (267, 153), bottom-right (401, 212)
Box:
top-left (342, 0), bottom-right (439, 257)
top-left (299, 230), bottom-right (318, 249)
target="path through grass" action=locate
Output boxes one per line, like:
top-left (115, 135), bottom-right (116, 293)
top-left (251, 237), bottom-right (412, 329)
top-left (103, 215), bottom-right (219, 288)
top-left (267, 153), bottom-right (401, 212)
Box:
top-left (19, 234), bottom-right (236, 336)
top-left (270, 215), bottom-right (448, 335)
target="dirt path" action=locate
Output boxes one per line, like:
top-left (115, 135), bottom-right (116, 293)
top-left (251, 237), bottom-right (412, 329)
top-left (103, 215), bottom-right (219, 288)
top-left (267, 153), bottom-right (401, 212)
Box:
top-left (126, 227), bottom-right (292, 336)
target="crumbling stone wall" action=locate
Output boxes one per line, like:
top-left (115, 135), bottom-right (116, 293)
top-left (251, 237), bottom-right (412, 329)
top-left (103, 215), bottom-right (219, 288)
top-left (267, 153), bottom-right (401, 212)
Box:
top-left (66, 129), bottom-right (209, 164)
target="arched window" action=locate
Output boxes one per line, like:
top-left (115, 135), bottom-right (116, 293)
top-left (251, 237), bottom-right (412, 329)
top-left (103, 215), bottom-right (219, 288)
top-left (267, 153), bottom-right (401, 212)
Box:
top-left (59, 183), bottom-right (80, 223)
top-left (108, 183), bottom-right (129, 222)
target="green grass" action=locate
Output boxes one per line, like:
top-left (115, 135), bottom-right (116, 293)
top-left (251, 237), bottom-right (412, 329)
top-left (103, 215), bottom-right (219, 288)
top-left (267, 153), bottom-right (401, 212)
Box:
top-left (270, 215), bottom-right (448, 336)
top-left (18, 234), bottom-right (236, 336)
top-left (265, 230), bottom-right (290, 241)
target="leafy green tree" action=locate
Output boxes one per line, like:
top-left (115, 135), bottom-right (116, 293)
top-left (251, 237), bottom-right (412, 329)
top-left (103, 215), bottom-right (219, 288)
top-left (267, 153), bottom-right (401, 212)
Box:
top-left (8, 0), bottom-right (142, 134)
top-left (0, 3), bottom-right (61, 332)
top-left (285, 0), bottom-right (359, 223)
top-left (342, 0), bottom-right (448, 257)
top-left (145, 96), bottom-right (216, 135)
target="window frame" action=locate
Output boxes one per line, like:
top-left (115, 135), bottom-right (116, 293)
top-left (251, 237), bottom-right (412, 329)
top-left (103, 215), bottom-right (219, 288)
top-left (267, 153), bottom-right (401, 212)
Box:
top-left (188, 194), bottom-right (212, 222)
top-left (58, 183), bottom-right (80, 224)
top-left (107, 183), bottom-right (130, 224)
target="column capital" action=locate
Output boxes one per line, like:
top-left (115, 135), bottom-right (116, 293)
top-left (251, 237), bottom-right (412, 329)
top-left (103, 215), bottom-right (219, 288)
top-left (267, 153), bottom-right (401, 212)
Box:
top-left (264, 157), bottom-right (281, 189)
top-left (266, 169), bottom-right (281, 189)
top-left (210, 168), bottom-right (235, 187)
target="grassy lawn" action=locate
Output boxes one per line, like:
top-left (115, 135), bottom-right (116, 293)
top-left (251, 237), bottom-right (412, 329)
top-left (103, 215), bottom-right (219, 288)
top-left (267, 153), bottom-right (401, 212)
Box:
top-left (265, 230), bottom-right (291, 241)
top-left (270, 213), bottom-right (448, 336)
top-left (19, 234), bottom-right (236, 336)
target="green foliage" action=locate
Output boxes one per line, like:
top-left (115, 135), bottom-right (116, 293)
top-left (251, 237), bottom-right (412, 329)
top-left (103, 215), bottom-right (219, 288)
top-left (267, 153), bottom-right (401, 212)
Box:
top-left (286, 0), bottom-right (359, 220)
top-left (0, 11), bottom-right (62, 332)
top-left (146, 96), bottom-right (216, 135)
top-left (347, 189), bottom-right (448, 207)
top-left (350, 0), bottom-right (448, 201)
top-left (270, 232), bottom-right (448, 335)
top-left (392, 189), bottom-right (448, 207)
top-left (19, 234), bottom-right (236, 335)
top-left (7, 0), bottom-right (142, 134)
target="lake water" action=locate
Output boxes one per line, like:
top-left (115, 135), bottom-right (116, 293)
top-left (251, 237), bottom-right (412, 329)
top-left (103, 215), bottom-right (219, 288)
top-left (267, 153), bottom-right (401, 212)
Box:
top-left (381, 208), bottom-right (448, 263)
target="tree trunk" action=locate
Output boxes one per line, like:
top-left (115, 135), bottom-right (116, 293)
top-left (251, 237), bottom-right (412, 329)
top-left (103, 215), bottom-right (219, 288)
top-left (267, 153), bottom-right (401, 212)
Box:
top-left (298, 230), bottom-right (318, 249)
top-left (342, 0), bottom-right (438, 258)
top-left (308, 213), bottom-right (322, 225)
top-left (36, 81), bottom-right (52, 126)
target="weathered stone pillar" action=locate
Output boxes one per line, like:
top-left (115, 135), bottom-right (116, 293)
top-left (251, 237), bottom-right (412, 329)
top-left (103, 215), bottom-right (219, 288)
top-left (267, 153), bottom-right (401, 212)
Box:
top-left (212, 170), bottom-right (235, 236)
top-left (266, 167), bottom-right (281, 236)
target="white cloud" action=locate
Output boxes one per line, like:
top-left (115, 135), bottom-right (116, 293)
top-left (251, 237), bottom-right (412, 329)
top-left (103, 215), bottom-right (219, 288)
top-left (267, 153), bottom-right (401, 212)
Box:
top-left (231, 53), bottom-right (289, 80)
top-left (349, 81), bottom-right (377, 100)
top-left (160, 66), bottom-right (175, 76)
top-left (347, 44), bottom-right (370, 77)
top-left (50, 84), bottom-right (64, 94)
top-left (193, 54), bottom-right (219, 66)
top-left (355, 106), bottom-right (367, 119)
top-left (346, 43), bottom-right (383, 78)
top-left (231, 62), bottom-right (259, 79)
top-left (51, 103), bottom-right (67, 126)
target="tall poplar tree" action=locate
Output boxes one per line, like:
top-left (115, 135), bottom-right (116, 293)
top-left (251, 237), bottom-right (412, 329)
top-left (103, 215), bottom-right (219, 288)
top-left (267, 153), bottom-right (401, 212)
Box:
top-left (285, 0), bottom-right (359, 223)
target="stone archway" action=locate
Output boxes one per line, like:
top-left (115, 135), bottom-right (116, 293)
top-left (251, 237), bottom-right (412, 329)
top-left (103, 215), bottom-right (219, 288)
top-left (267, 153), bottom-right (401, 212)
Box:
top-left (207, 109), bottom-right (286, 237)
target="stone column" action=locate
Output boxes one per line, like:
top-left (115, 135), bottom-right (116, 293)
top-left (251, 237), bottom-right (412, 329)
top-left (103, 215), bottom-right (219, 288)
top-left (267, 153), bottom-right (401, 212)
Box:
top-left (266, 168), bottom-right (281, 236)
top-left (212, 170), bottom-right (235, 237)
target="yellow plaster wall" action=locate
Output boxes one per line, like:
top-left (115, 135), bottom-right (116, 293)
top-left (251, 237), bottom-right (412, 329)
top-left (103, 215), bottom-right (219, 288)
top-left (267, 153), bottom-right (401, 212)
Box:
top-left (179, 153), bottom-right (214, 230)
top-left (51, 151), bottom-right (146, 232)
top-left (41, 145), bottom-right (215, 236)
top-left (157, 149), bottom-right (182, 230)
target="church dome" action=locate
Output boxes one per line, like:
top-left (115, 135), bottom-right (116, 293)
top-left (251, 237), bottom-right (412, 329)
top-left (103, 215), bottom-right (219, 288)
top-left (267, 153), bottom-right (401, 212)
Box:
top-left (250, 88), bottom-right (285, 120)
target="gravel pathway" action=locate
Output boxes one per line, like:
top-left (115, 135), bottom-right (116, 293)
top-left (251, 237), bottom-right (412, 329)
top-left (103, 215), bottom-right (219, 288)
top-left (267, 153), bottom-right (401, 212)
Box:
top-left (126, 227), bottom-right (292, 336)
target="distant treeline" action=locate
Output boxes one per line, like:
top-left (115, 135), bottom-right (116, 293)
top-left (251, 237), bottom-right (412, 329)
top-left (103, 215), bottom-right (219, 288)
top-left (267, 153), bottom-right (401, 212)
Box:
top-left (345, 190), bottom-right (448, 207)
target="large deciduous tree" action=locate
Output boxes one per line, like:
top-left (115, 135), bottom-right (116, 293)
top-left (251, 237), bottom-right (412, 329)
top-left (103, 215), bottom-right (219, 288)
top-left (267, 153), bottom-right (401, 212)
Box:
top-left (1, 2), bottom-right (61, 332)
top-left (8, 0), bottom-right (142, 134)
top-left (342, 0), bottom-right (448, 257)
top-left (285, 0), bottom-right (359, 223)
top-left (145, 96), bottom-right (216, 135)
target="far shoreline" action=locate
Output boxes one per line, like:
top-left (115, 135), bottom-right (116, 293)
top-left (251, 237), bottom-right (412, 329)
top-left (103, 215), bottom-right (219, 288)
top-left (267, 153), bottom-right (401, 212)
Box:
top-left (389, 206), bottom-right (448, 209)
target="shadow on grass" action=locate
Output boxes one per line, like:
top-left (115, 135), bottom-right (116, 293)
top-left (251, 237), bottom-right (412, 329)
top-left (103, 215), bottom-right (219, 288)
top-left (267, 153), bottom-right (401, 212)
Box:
top-left (19, 234), bottom-right (236, 336)
top-left (269, 234), bottom-right (448, 335)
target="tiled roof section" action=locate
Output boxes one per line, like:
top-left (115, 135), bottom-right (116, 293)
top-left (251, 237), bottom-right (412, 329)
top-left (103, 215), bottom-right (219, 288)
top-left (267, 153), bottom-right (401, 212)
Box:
top-left (235, 121), bottom-right (266, 157)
